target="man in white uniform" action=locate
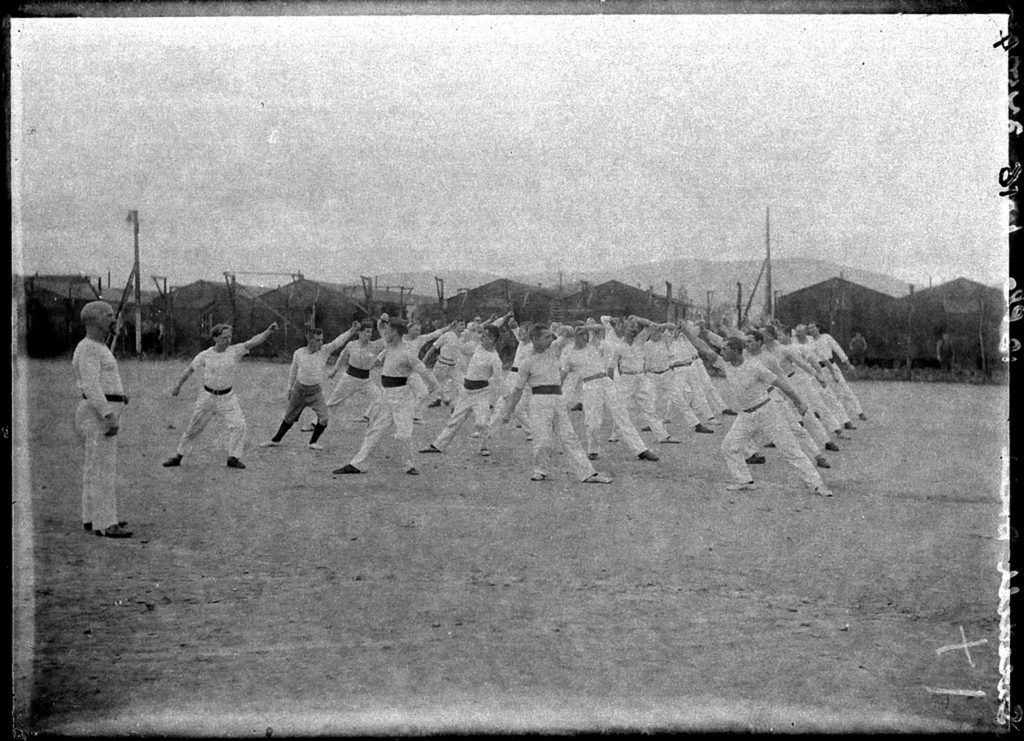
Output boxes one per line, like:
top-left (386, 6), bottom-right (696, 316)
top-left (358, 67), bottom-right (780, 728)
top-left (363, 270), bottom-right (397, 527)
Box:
top-left (709, 336), bottom-right (833, 497)
top-left (420, 324), bottom-right (504, 457)
top-left (808, 322), bottom-right (866, 423)
top-left (73, 301), bottom-right (132, 537)
top-left (326, 319), bottom-right (385, 421)
top-left (502, 324), bottom-right (612, 484)
top-left (163, 321), bottom-right (278, 469)
top-left (334, 315), bottom-right (440, 476)
top-left (606, 317), bottom-right (685, 444)
top-left (560, 324), bottom-right (659, 462)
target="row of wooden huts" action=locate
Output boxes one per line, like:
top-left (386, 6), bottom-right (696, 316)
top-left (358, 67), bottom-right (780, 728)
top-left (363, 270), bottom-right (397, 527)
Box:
top-left (14, 274), bottom-right (690, 359)
top-left (15, 272), bottom-right (1004, 371)
top-left (775, 276), bottom-right (1004, 371)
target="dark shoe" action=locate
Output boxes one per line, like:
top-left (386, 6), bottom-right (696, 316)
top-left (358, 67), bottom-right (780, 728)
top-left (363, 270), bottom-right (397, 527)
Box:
top-left (406, 467), bottom-right (420, 476)
top-left (226, 457), bottom-right (246, 469)
top-left (745, 454), bottom-right (766, 465)
top-left (640, 426), bottom-right (652, 432)
top-left (162, 454), bottom-right (182, 467)
top-left (764, 442), bottom-right (776, 448)
top-left (418, 444), bottom-right (443, 454)
top-left (587, 452), bottom-right (599, 460)
top-left (570, 403), bottom-right (583, 412)
top-left (333, 464), bottom-right (362, 474)
top-left (722, 409), bottom-right (738, 416)
top-left (637, 450), bottom-right (659, 462)
top-left (694, 424), bottom-right (715, 434)
top-left (858, 413), bottom-right (867, 421)
top-left (84, 521), bottom-right (126, 531)
top-left (95, 524), bottom-right (132, 538)
top-left (816, 455), bottom-right (831, 469)
top-left (844, 422), bottom-right (856, 430)
top-left (427, 399), bottom-right (442, 408)
top-left (824, 441), bottom-right (840, 452)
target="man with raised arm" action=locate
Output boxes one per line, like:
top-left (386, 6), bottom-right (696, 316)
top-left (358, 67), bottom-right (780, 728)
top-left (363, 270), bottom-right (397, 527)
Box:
top-left (163, 321), bottom-right (278, 470)
top-left (259, 321), bottom-right (360, 451)
top-left (334, 314), bottom-right (440, 476)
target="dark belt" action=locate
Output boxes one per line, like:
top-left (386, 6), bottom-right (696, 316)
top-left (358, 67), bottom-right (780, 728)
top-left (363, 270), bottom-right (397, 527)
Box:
top-left (463, 379), bottom-right (489, 391)
top-left (531, 385), bottom-right (562, 395)
top-left (619, 370), bottom-right (643, 376)
top-left (743, 398), bottom-right (771, 414)
top-left (436, 358), bottom-right (456, 367)
top-left (647, 368), bottom-right (670, 375)
top-left (787, 371), bottom-right (796, 377)
top-left (670, 361), bottom-right (693, 368)
top-left (346, 366), bottom-right (371, 379)
top-left (381, 375), bottom-right (408, 388)
top-left (83, 393), bottom-right (127, 403)
top-left (203, 386), bottom-right (232, 396)
top-left (581, 373), bottom-right (607, 384)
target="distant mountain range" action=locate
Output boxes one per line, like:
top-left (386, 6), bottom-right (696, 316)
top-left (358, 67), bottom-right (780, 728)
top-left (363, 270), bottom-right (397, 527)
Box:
top-left (374, 258), bottom-right (916, 307)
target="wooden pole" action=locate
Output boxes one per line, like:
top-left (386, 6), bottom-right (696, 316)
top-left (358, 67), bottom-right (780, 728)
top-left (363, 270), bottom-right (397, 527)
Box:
top-left (765, 206), bottom-right (773, 320)
top-left (129, 210), bottom-right (142, 355)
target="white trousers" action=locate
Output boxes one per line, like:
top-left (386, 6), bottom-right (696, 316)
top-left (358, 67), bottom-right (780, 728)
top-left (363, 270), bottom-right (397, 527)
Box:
top-left (177, 390), bottom-right (247, 459)
top-left (580, 377), bottom-right (647, 456)
top-left (616, 373), bottom-right (668, 440)
top-left (432, 360), bottom-right (461, 404)
top-left (433, 385), bottom-right (494, 452)
top-left (830, 365), bottom-right (864, 417)
top-left (649, 370), bottom-right (700, 427)
top-left (326, 373), bottom-right (381, 414)
top-left (679, 365), bottom-right (714, 419)
top-left (528, 393), bottom-right (597, 481)
top-left (692, 361), bottom-right (728, 413)
top-left (492, 371), bottom-right (531, 435)
top-left (722, 402), bottom-right (824, 491)
top-left (748, 396), bottom-right (821, 459)
top-left (350, 385), bottom-right (416, 470)
top-left (75, 401), bottom-right (121, 530)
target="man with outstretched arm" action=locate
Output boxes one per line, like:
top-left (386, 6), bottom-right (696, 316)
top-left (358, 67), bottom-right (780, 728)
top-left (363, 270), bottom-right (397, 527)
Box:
top-left (501, 323), bottom-right (612, 485)
top-left (259, 321), bottom-right (360, 451)
top-left (162, 322), bottom-right (278, 470)
top-left (334, 314), bottom-right (440, 476)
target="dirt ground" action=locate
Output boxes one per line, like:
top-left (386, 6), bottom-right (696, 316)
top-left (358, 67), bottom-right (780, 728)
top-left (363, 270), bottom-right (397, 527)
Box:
top-left (11, 358), bottom-right (1010, 734)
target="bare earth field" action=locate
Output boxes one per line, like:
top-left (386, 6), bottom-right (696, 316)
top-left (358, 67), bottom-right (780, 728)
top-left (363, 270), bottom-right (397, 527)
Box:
top-left (12, 358), bottom-right (1009, 734)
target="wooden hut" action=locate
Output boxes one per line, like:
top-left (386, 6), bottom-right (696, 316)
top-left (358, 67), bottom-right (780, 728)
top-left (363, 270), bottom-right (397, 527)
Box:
top-left (776, 277), bottom-right (903, 365)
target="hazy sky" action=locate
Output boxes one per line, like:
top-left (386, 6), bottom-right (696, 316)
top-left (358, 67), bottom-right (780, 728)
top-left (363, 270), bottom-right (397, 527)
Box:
top-left (10, 12), bottom-right (1010, 290)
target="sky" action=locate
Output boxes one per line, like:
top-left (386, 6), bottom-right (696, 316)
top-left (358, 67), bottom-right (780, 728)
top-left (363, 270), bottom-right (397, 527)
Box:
top-left (10, 10), bottom-right (1011, 291)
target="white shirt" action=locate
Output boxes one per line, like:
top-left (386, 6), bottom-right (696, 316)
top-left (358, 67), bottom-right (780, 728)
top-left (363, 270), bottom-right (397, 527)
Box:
top-left (510, 330), bottom-right (532, 369)
top-left (464, 346), bottom-right (504, 385)
top-left (610, 340), bottom-right (647, 375)
top-left (290, 330), bottom-right (354, 387)
top-left (718, 357), bottom-right (778, 411)
top-left (380, 344), bottom-right (431, 381)
top-left (813, 333), bottom-right (850, 365)
top-left (434, 331), bottom-right (462, 364)
top-left (515, 337), bottom-right (571, 389)
top-left (561, 344), bottom-right (607, 379)
top-left (72, 337), bottom-right (124, 417)
top-left (669, 335), bottom-right (699, 363)
top-left (191, 344), bottom-right (249, 391)
top-left (644, 339), bottom-right (671, 373)
top-left (341, 339), bottom-right (385, 371)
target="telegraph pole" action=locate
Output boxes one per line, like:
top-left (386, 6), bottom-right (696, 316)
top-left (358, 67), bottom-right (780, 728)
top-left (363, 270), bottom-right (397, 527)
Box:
top-left (128, 210), bottom-right (142, 354)
top-left (764, 206), bottom-right (773, 321)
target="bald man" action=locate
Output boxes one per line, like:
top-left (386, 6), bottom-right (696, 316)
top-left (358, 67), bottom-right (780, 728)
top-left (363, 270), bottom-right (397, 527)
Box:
top-left (72, 301), bottom-right (131, 537)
